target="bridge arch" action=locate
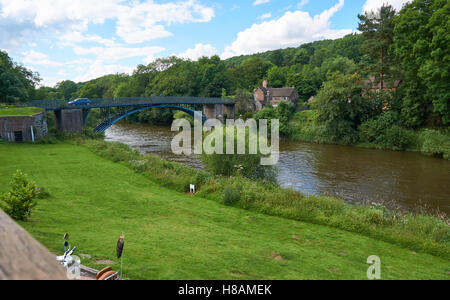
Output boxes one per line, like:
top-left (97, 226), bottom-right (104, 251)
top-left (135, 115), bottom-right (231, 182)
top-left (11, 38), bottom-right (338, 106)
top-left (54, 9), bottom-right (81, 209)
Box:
top-left (93, 104), bottom-right (206, 133)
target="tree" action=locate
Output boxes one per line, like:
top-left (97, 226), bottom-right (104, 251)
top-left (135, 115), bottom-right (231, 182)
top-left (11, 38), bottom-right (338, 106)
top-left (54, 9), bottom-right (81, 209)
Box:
top-left (309, 48), bottom-right (332, 68)
top-left (394, 0), bottom-right (449, 125)
top-left (234, 89), bottom-right (254, 115)
top-left (239, 57), bottom-right (274, 90)
top-left (314, 73), bottom-right (376, 144)
top-left (77, 82), bottom-right (100, 99)
top-left (0, 51), bottom-right (40, 103)
top-left (358, 5), bottom-right (396, 89)
top-left (320, 56), bottom-right (357, 79)
top-left (151, 59), bottom-right (199, 96)
top-left (267, 66), bottom-right (287, 88)
top-left (197, 56), bottom-right (228, 97)
top-left (293, 48), bottom-right (310, 65)
top-left (114, 80), bottom-right (135, 98)
top-left (331, 33), bottom-right (365, 63)
top-left (0, 171), bottom-right (38, 221)
top-left (55, 80), bottom-right (78, 100)
top-left (269, 49), bottom-right (284, 66)
top-left (287, 65), bottom-right (322, 102)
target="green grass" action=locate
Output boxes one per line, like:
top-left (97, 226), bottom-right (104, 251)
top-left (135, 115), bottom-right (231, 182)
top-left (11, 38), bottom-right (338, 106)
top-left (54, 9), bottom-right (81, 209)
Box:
top-left (0, 142), bottom-right (449, 279)
top-left (75, 138), bottom-right (449, 258)
top-left (0, 107), bottom-right (43, 117)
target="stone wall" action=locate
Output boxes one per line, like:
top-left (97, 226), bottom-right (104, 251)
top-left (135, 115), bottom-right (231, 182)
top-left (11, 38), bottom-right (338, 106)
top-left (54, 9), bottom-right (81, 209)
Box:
top-left (32, 111), bottom-right (48, 138)
top-left (55, 109), bottom-right (83, 133)
top-left (0, 111), bottom-right (48, 142)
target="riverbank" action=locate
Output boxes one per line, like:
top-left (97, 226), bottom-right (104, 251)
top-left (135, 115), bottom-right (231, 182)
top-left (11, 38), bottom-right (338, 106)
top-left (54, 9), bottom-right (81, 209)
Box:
top-left (105, 122), bottom-right (450, 214)
top-left (289, 110), bottom-right (450, 160)
top-left (0, 139), bottom-right (448, 279)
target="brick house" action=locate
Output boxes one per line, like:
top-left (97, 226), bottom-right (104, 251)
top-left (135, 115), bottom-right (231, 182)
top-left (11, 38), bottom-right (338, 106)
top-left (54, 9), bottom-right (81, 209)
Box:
top-left (253, 80), bottom-right (299, 111)
top-left (363, 76), bottom-right (402, 94)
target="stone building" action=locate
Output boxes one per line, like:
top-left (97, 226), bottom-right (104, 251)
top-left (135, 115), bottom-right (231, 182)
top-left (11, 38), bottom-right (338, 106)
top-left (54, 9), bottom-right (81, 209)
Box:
top-left (253, 80), bottom-right (299, 111)
top-left (0, 111), bottom-right (48, 142)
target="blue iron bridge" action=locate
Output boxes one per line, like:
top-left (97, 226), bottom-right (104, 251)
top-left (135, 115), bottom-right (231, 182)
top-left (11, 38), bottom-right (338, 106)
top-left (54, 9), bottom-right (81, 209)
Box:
top-left (27, 96), bottom-right (235, 133)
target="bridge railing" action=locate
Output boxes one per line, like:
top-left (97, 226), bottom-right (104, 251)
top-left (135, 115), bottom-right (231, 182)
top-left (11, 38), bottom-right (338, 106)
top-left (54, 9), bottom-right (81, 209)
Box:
top-left (28, 96), bottom-right (235, 109)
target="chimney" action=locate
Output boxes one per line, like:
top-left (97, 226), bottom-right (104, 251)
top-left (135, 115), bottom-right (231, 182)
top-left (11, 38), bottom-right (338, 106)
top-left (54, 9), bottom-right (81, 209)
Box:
top-left (263, 80), bottom-right (268, 88)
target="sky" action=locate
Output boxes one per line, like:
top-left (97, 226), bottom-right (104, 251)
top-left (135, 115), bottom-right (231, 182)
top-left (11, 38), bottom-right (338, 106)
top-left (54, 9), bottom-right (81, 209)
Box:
top-left (0, 0), bottom-right (411, 87)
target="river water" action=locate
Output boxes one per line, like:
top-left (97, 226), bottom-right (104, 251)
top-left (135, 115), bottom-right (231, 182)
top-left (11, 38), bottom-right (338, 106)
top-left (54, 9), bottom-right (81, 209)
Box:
top-left (105, 123), bottom-right (450, 215)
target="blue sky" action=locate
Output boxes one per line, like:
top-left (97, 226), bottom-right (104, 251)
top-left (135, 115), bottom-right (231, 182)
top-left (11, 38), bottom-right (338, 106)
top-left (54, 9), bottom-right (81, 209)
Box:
top-left (0, 0), bottom-right (410, 87)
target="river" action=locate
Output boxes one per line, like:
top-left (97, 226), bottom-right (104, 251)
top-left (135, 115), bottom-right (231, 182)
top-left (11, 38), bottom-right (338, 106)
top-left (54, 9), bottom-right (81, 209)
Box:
top-left (105, 122), bottom-right (450, 215)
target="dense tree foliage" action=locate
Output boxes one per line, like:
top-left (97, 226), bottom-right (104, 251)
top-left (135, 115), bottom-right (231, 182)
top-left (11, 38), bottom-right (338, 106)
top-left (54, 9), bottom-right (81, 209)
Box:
top-left (0, 51), bottom-right (40, 103)
top-left (358, 5), bottom-right (397, 86)
top-left (393, 0), bottom-right (449, 126)
top-left (315, 73), bottom-right (375, 144)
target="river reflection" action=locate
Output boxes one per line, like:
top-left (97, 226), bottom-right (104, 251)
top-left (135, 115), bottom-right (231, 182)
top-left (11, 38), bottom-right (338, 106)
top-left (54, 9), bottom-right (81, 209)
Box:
top-left (105, 122), bottom-right (450, 215)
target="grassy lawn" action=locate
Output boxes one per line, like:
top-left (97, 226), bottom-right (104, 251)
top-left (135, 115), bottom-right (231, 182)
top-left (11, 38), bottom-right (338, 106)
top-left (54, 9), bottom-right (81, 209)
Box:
top-left (0, 142), bottom-right (448, 279)
top-left (0, 107), bottom-right (43, 117)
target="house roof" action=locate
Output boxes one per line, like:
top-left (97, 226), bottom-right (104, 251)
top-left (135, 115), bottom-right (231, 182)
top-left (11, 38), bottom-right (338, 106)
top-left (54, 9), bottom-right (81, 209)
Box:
top-left (363, 79), bottom-right (402, 90)
top-left (268, 87), bottom-right (297, 97)
top-left (256, 86), bottom-right (297, 97)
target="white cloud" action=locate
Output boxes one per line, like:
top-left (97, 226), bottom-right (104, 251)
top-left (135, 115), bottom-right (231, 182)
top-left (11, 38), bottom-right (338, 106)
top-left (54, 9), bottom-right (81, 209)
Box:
top-left (362, 0), bottom-right (411, 13)
top-left (21, 50), bottom-right (63, 67)
top-left (72, 45), bottom-right (165, 64)
top-left (60, 32), bottom-right (118, 47)
top-left (259, 13), bottom-right (272, 20)
top-left (253, 0), bottom-right (270, 5)
top-left (115, 0), bottom-right (215, 44)
top-left (0, 0), bottom-right (215, 48)
top-left (222, 0), bottom-right (352, 59)
top-left (73, 61), bottom-right (135, 83)
top-left (176, 43), bottom-right (218, 60)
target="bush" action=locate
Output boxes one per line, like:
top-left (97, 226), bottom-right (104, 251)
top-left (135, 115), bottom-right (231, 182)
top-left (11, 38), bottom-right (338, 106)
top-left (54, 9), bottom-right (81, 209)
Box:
top-left (194, 171), bottom-right (211, 188)
top-left (359, 111), bottom-right (400, 143)
top-left (243, 112), bottom-right (253, 120)
top-left (382, 125), bottom-right (416, 150)
top-left (0, 171), bottom-right (39, 221)
top-left (358, 111), bottom-right (416, 150)
top-left (173, 111), bottom-right (194, 126)
top-left (418, 129), bottom-right (450, 159)
top-left (223, 185), bottom-right (241, 206)
top-left (201, 127), bottom-right (279, 183)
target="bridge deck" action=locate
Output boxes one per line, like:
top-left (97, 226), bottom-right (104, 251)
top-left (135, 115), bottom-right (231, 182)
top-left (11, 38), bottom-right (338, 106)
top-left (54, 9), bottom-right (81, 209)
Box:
top-left (28, 96), bottom-right (235, 110)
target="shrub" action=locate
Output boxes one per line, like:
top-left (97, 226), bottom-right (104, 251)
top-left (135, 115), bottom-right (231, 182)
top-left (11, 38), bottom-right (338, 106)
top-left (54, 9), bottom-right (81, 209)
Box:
top-left (173, 111), bottom-right (194, 126)
top-left (382, 125), bottom-right (415, 150)
top-left (243, 112), bottom-right (253, 120)
top-left (418, 129), bottom-right (450, 159)
top-left (223, 185), bottom-right (241, 206)
top-left (0, 171), bottom-right (39, 221)
top-left (359, 111), bottom-right (400, 143)
top-left (194, 171), bottom-right (211, 188)
top-left (201, 127), bottom-right (279, 183)
top-left (358, 111), bottom-right (416, 150)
